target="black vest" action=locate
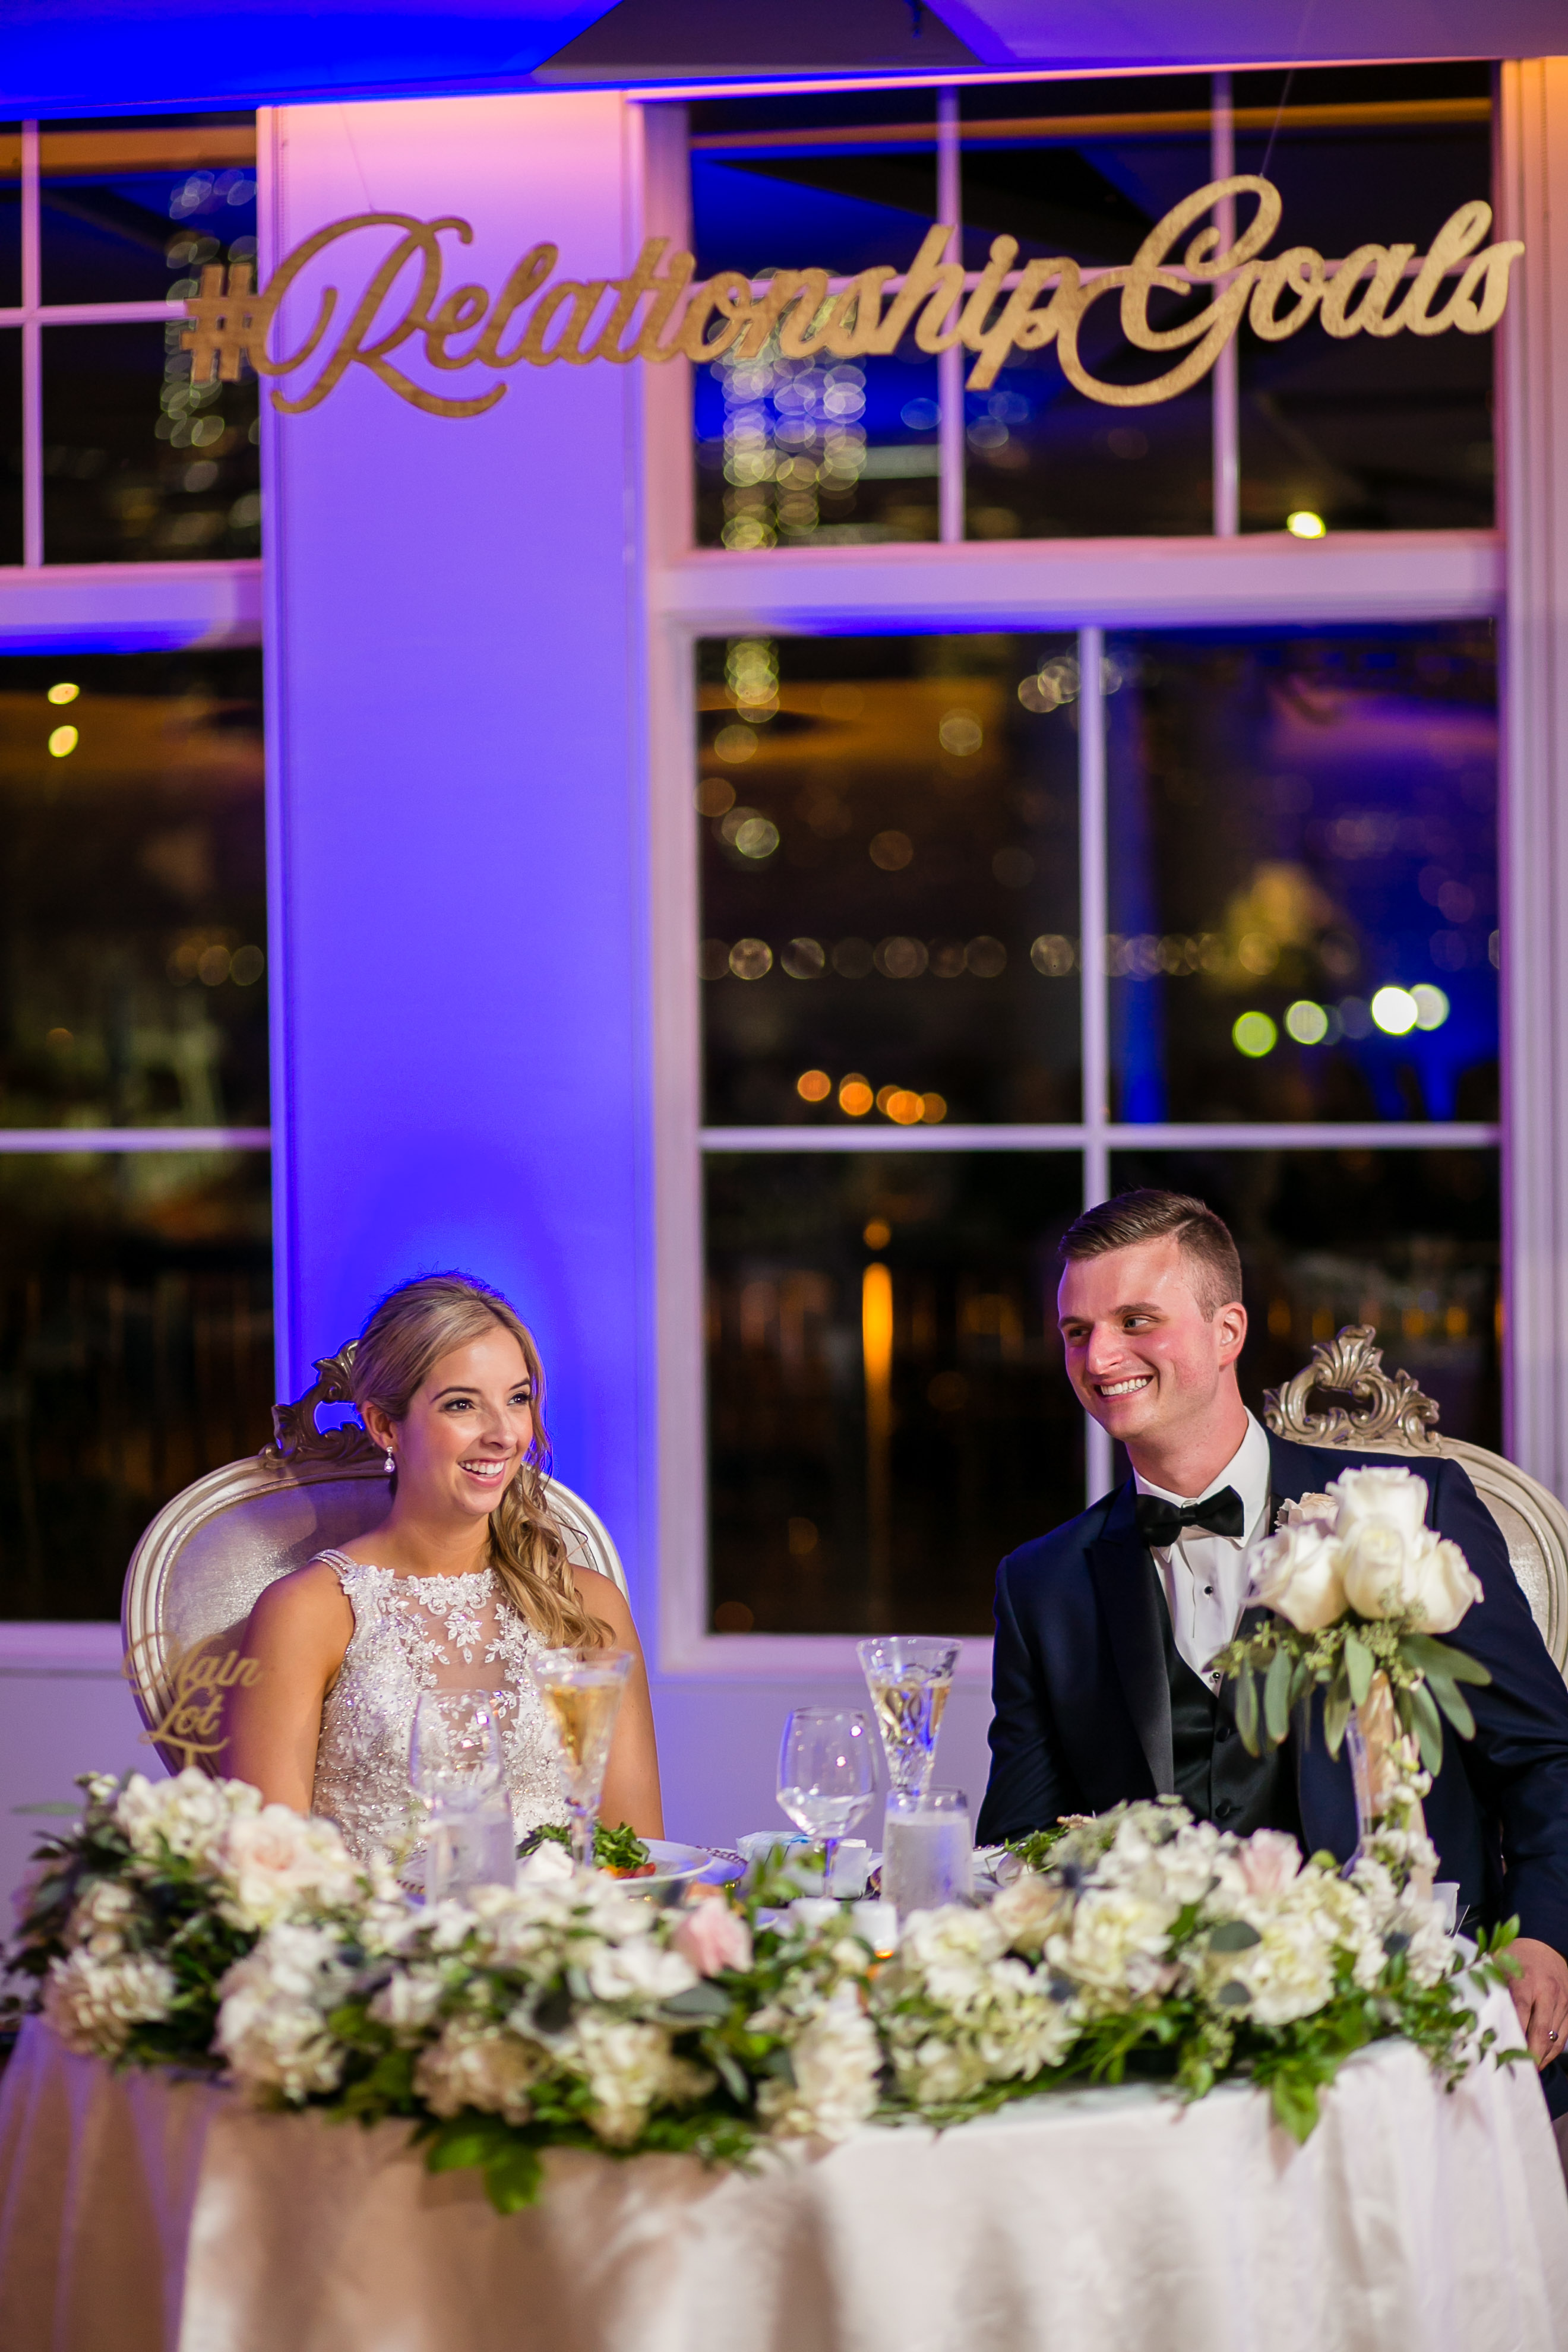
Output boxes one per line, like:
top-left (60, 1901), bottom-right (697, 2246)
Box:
top-left (1149, 1561), bottom-right (1301, 1840)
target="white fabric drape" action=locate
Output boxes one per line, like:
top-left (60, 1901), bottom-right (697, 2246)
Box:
top-left (3, 1997), bottom-right (1566, 2352)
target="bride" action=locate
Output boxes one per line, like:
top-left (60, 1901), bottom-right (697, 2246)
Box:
top-left (227, 1272), bottom-right (662, 1873)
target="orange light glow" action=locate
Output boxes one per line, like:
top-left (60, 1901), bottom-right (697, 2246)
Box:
top-left (839, 1074), bottom-right (873, 1117)
top-left (796, 1068), bottom-right (832, 1102)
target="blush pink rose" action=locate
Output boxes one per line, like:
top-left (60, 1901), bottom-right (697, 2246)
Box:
top-left (1236, 1829), bottom-right (1303, 1898)
top-left (671, 1902), bottom-right (753, 1977)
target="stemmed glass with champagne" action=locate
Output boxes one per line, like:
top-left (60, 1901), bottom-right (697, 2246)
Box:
top-left (856, 1636), bottom-right (961, 1798)
top-left (529, 1647), bottom-right (634, 1867)
top-left (777, 1707), bottom-right (877, 1891)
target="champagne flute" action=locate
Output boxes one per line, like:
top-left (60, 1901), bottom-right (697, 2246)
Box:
top-left (529, 1647), bottom-right (634, 1867)
top-left (856, 1636), bottom-right (961, 1798)
top-left (777, 1707), bottom-right (876, 1892)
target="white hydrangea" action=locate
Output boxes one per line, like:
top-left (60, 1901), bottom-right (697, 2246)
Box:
top-left (116, 1770), bottom-right (257, 1868)
top-left (1200, 1903), bottom-right (1338, 2027)
top-left (894, 1905), bottom-right (1009, 2018)
top-left (414, 2020), bottom-right (549, 2124)
top-left (759, 1986), bottom-right (881, 2144)
top-left (571, 2013), bottom-right (711, 2147)
top-left (43, 1948), bottom-right (175, 2057)
top-left (215, 1923), bottom-right (353, 2102)
top-left (1052, 1887), bottom-right (1178, 2005)
top-left (367, 1964), bottom-right (448, 2038)
top-left (214, 1806), bottom-right (362, 1931)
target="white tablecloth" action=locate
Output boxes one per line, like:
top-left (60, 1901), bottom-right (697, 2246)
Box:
top-left (3, 1999), bottom-right (1566, 2352)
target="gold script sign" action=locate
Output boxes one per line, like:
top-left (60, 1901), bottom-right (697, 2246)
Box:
top-left (124, 1635), bottom-right (261, 1771)
top-left (182, 175), bottom-right (1522, 417)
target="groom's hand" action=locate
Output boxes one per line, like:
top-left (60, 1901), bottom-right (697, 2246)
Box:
top-left (1508, 1937), bottom-right (1568, 2066)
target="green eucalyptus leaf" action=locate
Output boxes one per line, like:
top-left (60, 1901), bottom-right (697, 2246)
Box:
top-left (1409, 1678), bottom-right (1446, 1775)
top-left (1264, 1646), bottom-right (1294, 1747)
top-left (661, 1981), bottom-right (734, 2020)
top-left (1323, 1681), bottom-right (1352, 1758)
top-left (1207, 1919), bottom-right (1263, 1952)
top-left (1402, 1634), bottom-right (1491, 1687)
top-left (1215, 1981), bottom-right (1251, 2008)
top-left (1425, 1673), bottom-right (1476, 1742)
top-left (1269, 2070), bottom-right (1321, 2144)
top-left (1343, 1632), bottom-right (1374, 1709)
top-left (1235, 1665), bottom-right (1260, 1756)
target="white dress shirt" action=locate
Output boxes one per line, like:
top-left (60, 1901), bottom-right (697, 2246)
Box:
top-left (1133, 1412), bottom-right (1273, 1689)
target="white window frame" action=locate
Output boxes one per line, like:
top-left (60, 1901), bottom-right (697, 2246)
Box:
top-left (641, 70), bottom-right (1549, 1684)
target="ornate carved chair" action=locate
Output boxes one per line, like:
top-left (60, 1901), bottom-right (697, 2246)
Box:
top-left (121, 1346), bottom-right (628, 1775)
top-left (1265, 1325), bottom-right (1568, 1683)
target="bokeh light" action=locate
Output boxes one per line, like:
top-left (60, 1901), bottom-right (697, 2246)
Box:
top-left (796, 1068), bottom-right (832, 1102)
top-left (1411, 984), bottom-right (1450, 1031)
top-left (938, 710), bottom-right (982, 755)
top-left (1371, 985), bottom-right (1419, 1035)
top-left (1284, 999), bottom-right (1329, 1045)
top-left (839, 1074), bottom-right (873, 1117)
top-left (728, 938), bottom-right (773, 980)
top-left (920, 1092), bottom-right (947, 1123)
top-left (1286, 510), bottom-right (1326, 539)
top-left (48, 725), bottom-right (78, 758)
top-left (1232, 1010), bottom-right (1278, 1058)
top-left (863, 1219), bottom-right (892, 1248)
top-left (46, 681), bottom-right (79, 706)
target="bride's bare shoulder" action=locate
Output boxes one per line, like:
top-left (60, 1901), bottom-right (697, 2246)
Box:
top-left (244, 1557), bottom-right (355, 1642)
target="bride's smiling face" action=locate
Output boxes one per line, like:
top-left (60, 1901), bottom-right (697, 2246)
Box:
top-left (369, 1325), bottom-right (536, 1522)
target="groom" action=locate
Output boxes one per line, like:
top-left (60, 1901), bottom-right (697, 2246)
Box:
top-left (976, 1187), bottom-right (1568, 2084)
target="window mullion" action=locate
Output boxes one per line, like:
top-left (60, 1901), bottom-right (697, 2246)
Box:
top-left (1210, 73), bottom-right (1239, 539)
top-left (21, 121), bottom-right (40, 567)
top-left (1077, 622), bottom-right (1113, 1501)
top-left (937, 88), bottom-right (964, 546)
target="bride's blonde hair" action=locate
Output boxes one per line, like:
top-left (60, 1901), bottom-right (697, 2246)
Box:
top-left (349, 1273), bottom-right (610, 1649)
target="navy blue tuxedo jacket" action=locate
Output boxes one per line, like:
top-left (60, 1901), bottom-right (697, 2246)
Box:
top-left (976, 1433), bottom-right (1568, 1959)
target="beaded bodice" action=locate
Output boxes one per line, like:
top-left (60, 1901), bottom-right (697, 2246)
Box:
top-left (309, 1551), bottom-right (567, 1873)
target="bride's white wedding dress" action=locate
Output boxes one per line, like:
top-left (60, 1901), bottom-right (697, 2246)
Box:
top-left (308, 1550), bottom-right (568, 1870)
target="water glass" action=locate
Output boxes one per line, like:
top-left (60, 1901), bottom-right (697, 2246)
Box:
top-left (777, 1706), bottom-right (876, 1889)
top-left (881, 1786), bottom-right (973, 1918)
top-left (409, 1690), bottom-right (514, 1901)
top-left (529, 1646), bottom-right (634, 1867)
top-left (856, 1636), bottom-right (961, 1798)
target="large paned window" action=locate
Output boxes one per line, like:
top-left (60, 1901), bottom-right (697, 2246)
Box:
top-left (0, 118), bottom-right (261, 568)
top-left (692, 622), bottom-right (1500, 1639)
top-left (686, 63), bottom-right (1493, 551)
top-left (0, 647), bottom-right (270, 1618)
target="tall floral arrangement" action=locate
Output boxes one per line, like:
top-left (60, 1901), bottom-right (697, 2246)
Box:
top-left (6, 1769), bottom-right (1520, 2212)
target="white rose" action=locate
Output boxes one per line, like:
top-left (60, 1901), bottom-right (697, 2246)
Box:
top-left (990, 1873), bottom-right (1071, 1954)
top-left (214, 1807), bottom-right (361, 1930)
top-left (1340, 1522), bottom-right (1482, 1631)
top-left (1247, 1520), bottom-right (1348, 1632)
top-left (1204, 1908), bottom-right (1335, 2028)
top-left (1328, 1464), bottom-right (1432, 1542)
top-left (43, 1949), bottom-right (175, 2057)
top-left (368, 1965), bottom-right (447, 2037)
top-left (1057, 1889), bottom-right (1177, 2000)
top-left (1277, 1491), bottom-right (1339, 1532)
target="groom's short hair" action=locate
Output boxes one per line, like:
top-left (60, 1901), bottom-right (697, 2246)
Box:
top-left (1059, 1190), bottom-right (1243, 1320)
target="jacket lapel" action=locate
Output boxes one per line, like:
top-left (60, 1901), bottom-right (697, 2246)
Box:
top-left (1088, 1482), bottom-right (1175, 1800)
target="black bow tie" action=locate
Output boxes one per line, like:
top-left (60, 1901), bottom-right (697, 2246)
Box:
top-left (1134, 1487), bottom-right (1246, 1549)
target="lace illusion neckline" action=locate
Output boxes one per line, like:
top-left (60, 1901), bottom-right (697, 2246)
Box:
top-left (322, 1553), bottom-right (500, 1602)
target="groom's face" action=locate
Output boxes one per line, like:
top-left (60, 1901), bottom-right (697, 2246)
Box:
top-left (1056, 1235), bottom-right (1246, 1450)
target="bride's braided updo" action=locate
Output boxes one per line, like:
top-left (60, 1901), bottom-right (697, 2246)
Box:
top-left (349, 1272), bottom-right (610, 1649)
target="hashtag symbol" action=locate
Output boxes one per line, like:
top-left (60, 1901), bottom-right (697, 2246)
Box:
top-left (181, 263), bottom-right (276, 385)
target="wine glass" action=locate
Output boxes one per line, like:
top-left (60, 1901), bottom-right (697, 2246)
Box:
top-left (529, 1647), bottom-right (634, 1867)
top-left (409, 1691), bottom-right (513, 1900)
top-left (777, 1707), bottom-right (877, 1892)
top-left (856, 1636), bottom-right (961, 1798)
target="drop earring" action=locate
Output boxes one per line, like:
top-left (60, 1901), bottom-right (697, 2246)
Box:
top-left (384, 1449), bottom-right (396, 1475)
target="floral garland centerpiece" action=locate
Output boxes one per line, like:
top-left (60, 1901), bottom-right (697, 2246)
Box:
top-left (1212, 1464), bottom-right (1492, 1832)
top-left (4, 1756), bottom-right (1523, 2209)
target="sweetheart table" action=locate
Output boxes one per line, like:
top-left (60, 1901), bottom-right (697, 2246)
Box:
top-left (2, 1996), bottom-right (1566, 2352)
